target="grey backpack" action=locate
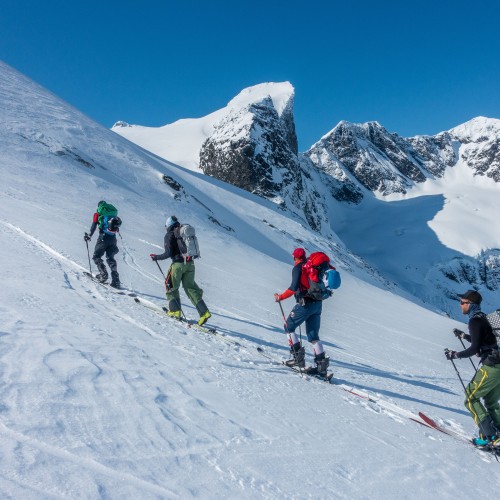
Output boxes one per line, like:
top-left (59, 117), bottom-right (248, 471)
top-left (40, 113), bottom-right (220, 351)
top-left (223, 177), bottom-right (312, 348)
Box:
top-left (174, 224), bottom-right (200, 261)
top-left (485, 309), bottom-right (500, 342)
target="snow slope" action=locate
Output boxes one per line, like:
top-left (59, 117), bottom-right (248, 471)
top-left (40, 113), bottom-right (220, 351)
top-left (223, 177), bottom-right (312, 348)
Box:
top-left (1, 61), bottom-right (500, 499)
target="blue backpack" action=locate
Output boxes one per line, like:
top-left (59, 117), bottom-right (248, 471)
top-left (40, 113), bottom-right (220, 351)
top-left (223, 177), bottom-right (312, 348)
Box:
top-left (327, 269), bottom-right (341, 289)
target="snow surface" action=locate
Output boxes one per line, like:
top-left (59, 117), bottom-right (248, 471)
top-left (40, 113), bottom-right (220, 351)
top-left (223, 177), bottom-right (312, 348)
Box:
top-left (2, 61), bottom-right (500, 499)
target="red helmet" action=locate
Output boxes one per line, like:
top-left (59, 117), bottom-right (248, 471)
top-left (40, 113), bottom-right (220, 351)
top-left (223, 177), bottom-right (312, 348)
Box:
top-left (292, 248), bottom-right (306, 260)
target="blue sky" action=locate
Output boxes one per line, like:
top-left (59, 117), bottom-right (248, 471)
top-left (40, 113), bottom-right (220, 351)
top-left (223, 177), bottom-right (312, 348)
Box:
top-left (1, 0), bottom-right (499, 149)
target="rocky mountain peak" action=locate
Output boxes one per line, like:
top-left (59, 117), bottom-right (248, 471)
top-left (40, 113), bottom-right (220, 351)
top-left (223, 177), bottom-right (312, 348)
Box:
top-left (198, 82), bottom-right (328, 231)
top-left (447, 117), bottom-right (500, 181)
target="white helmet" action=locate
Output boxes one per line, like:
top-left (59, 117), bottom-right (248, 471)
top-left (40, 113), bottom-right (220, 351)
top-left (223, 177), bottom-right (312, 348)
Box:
top-left (165, 215), bottom-right (178, 229)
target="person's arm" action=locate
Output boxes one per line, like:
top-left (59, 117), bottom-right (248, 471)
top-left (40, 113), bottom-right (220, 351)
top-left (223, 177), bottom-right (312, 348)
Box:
top-left (154, 232), bottom-right (173, 261)
top-left (275, 264), bottom-right (302, 301)
top-left (88, 213), bottom-right (99, 237)
top-left (457, 319), bottom-right (481, 358)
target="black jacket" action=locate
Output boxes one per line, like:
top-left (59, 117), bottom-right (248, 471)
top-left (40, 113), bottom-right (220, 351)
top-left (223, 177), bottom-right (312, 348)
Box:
top-left (155, 222), bottom-right (184, 263)
top-left (458, 313), bottom-right (498, 363)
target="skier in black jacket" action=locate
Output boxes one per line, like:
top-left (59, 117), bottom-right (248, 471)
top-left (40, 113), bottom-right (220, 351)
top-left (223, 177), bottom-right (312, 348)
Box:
top-left (84, 200), bottom-right (120, 287)
top-left (150, 216), bottom-right (211, 326)
top-left (445, 290), bottom-right (500, 446)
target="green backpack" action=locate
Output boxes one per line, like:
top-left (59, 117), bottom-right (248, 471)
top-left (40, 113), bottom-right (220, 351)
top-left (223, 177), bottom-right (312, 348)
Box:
top-left (97, 203), bottom-right (121, 235)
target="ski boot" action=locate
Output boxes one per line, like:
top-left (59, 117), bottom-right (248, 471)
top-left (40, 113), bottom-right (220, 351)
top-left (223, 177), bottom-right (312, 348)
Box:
top-left (472, 435), bottom-right (498, 447)
top-left (472, 417), bottom-right (499, 447)
top-left (196, 300), bottom-right (211, 326)
top-left (305, 353), bottom-right (330, 377)
top-left (167, 310), bottom-right (182, 320)
top-left (284, 343), bottom-right (305, 368)
top-left (198, 311), bottom-right (212, 326)
top-left (110, 271), bottom-right (121, 288)
top-left (95, 272), bottom-right (108, 283)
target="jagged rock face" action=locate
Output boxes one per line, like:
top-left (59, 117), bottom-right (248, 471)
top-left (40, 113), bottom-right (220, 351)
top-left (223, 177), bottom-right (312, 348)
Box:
top-left (304, 121), bottom-right (451, 198)
top-left (200, 97), bottom-right (296, 198)
top-left (406, 132), bottom-right (457, 177)
top-left (300, 146), bottom-right (363, 204)
top-left (304, 119), bottom-right (500, 203)
top-left (199, 92), bottom-right (327, 232)
top-left (460, 139), bottom-right (500, 180)
top-left (427, 250), bottom-right (500, 315)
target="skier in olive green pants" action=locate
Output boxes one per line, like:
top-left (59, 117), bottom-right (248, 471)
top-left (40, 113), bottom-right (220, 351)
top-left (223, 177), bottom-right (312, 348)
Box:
top-left (464, 364), bottom-right (500, 439)
top-left (445, 290), bottom-right (500, 446)
top-left (150, 216), bottom-right (211, 326)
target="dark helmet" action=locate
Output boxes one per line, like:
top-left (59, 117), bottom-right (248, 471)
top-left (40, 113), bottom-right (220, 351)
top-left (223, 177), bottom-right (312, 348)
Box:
top-left (458, 289), bottom-right (482, 304)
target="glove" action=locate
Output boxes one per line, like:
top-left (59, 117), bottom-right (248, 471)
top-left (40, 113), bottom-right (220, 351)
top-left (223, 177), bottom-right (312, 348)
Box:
top-left (84, 233), bottom-right (91, 242)
top-left (274, 293), bottom-right (281, 302)
top-left (453, 328), bottom-right (465, 339)
top-left (444, 349), bottom-right (458, 360)
top-left (150, 254), bottom-right (158, 261)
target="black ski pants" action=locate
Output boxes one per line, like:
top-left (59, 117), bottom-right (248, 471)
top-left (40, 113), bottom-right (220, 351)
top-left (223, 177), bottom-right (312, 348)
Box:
top-left (93, 234), bottom-right (119, 275)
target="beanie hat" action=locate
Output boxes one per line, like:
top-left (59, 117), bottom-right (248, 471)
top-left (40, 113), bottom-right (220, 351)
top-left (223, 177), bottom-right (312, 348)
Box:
top-left (292, 248), bottom-right (306, 260)
top-left (458, 290), bottom-right (482, 304)
top-left (165, 215), bottom-right (178, 229)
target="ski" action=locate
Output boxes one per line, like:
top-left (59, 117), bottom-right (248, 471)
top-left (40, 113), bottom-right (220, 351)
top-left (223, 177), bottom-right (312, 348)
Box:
top-left (132, 297), bottom-right (242, 347)
top-left (256, 347), bottom-right (333, 383)
top-left (418, 411), bottom-right (500, 456)
top-left (83, 271), bottom-right (137, 297)
top-left (158, 305), bottom-right (218, 334)
top-left (417, 412), bottom-right (467, 441)
top-left (256, 349), bottom-right (435, 427)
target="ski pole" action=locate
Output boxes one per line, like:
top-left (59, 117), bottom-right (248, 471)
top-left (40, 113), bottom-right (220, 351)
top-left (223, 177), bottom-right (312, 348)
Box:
top-left (446, 350), bottom-right (489, 438)
top-left (155, 260), bottom-right (166, 278)
top-left (85, 238), bottom-right (93, 275)
top-left (278, 301), bottom-right (303, 377)
top-left (277, 301), bottom-right (293, 346)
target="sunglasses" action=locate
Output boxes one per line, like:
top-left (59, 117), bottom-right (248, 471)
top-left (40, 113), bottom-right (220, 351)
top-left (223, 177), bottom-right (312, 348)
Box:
top-left (459, 300), bottom-right (471, 305)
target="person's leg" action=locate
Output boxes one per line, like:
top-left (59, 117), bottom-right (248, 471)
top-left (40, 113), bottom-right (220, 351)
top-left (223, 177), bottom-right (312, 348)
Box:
top-left (464, 366), bottom-right (498, 438)
top-left (305, 302), bottom-right (329, 376)
top-left (105, 239), bottom-right (120, 285)
top-left (283, 303), bottom-right (308, 367)
top-left (92, 237), bottom-right (108, 279)
top-left (481, 364), bottom-right (500, 430)
top-left (166, 263), bottom-right (183, 317)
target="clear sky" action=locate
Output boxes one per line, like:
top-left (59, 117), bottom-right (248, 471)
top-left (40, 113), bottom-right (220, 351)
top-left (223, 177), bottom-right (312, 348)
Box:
top-left (1, 0), bottom-right (499, 150)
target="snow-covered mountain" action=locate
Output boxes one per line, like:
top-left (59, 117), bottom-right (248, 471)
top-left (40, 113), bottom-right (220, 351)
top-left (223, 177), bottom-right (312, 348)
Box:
top-left (114, 83), bottom-right (330, 233)
top-left (112, 83), bottom-right (500, 319)
top-left (306, 118), bottom-right (500, 317)
top-left (4, 61), bottom-right (500, 498)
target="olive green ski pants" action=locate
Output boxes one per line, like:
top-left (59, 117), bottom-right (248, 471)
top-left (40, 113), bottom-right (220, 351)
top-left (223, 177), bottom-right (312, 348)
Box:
top-left (464, 363), bottom-right (500, 430)
top-left (166, 261), bottom-right (203, 312)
